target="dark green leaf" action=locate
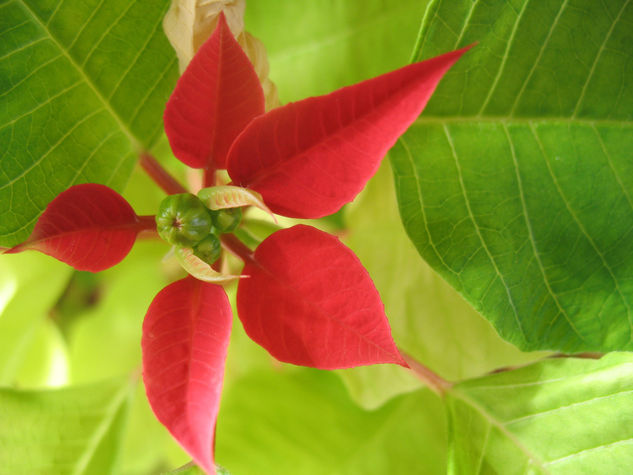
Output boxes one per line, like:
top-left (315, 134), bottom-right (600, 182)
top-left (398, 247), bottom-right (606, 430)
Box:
top-left (340, 161), bottom-right (546, 407)
top-left (0, 0), bottom-right (178, 246)
top-left (446, 353), bottom-right (633, 474)
top-left (391, 0), bottom-right (633, 352)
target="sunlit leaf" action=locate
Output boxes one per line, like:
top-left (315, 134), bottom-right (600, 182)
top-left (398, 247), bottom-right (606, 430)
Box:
top-left (142, 277), bottom-right (232, 474)
top-left (244, 0), bottom-right (429, 102)
top-left (237, 225), bottom-right (405, 369)
top-left (227, 47), bottom-right (470, 219)
top-left (0, 252), bottom-right (71, 386)
top-left (6, 184), bottom-right (144, 272)
top-left (447, 353), bottom-right (633, 473)
top-left (216, 369), bottom-right (447, 474)
top-left (13, 318), bottom-right (69, 388)
top-left (0, 0), bottom-right (178, 247)
top-left (391, 0), bottom-right (633, 352)
top-left (0, 377), bottom-right (134, 474)
top-left (164, 13), bottom-right (265, 170)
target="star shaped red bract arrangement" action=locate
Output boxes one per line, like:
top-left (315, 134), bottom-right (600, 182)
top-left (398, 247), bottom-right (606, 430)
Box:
top-left (6, 13), bottom-right (470, 474)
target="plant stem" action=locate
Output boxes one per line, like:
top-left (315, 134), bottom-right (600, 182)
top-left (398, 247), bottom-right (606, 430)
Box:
top-left (399, 348), bottom-right (452, 396)
top-left (139, 152), bottom-right (188, 195)
top-left (220, 233), bottom-right (255, 264)
top-left (204, 166), bottom-right (217, 187)
top-left (136, 215), bottom-right (157, 231)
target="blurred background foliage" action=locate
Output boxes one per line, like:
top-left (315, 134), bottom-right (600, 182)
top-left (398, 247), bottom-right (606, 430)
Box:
top-left (0, 0), bottom-right (553, 473)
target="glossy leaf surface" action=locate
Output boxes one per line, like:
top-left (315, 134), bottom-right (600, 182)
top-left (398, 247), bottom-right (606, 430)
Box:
top-left (227, 46), bottom-right (469, 218)
top-left (142, 277), bottom-right (232, 474)
top-left (6, 184), bottom-right (141, 272)
top-left (391, 0), bottom-right (633, 352)
top-left (164, 12), bottom-right (265, 169)
top-left (237, 225), bottom-right (405, 369)
top-left (447, 353), bottom-right (633, 473)
top-left (0, 377), bottom-right (133, 473)
top-left (0, 0), bottom-right (178, 247)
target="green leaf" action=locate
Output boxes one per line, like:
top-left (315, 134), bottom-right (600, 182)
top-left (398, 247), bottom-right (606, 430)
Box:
top-left (340, 161), bottom-right (546, 407)
top-left (68, 241), bottom-right (170, 384)
top-left (391, 0), bottom-right (633, 352)
top-left (245, 0), bottom-right (428, 101)
top-left (13, 317), bottom-right (69, 388)
top-left (0, 377), bottom-right (134, 474)
top-left (0, 252), bottom-right (71, 385)
top-left (0, 0), bottom-right (178, 246)
top-left (216, 368), bottom-right (447, 475)
top-left (446, 353), bottom-right (633, 474)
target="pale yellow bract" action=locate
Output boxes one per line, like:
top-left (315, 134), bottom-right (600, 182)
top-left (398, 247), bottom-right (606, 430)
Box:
top-left (163, 0), bottom-right (279, 110)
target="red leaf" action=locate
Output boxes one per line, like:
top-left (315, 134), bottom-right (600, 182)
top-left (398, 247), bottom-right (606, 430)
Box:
top-left (237, 225), bottom-right (406, 369)
top-left (142, 278), bottom-right (232, 475)
top-left (6, 184), bottom-right (141, 272)
top-left (164, 12), bottom-right (265, 170)
top-left (227, 46), bottom-right (471, 218)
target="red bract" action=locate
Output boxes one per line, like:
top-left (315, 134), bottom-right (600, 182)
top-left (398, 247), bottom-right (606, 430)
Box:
top-left (9, 12), bottom-right (469, 474)
top-left (5, 184), bottom-right (150, 272)
top-left (227, 46), bottom-right (471, 218)
top-left (164, 14), bottom-right (265, 169)
top-left (142, 278), bottom-right (232, 473)
top-left (238, 225), bottom-right (406, 369)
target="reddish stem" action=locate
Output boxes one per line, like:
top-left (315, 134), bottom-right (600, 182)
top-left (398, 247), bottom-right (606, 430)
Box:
top-left (220, 234), bottom-right (255, 264)
top-left (139, 153), bottom-right (188, 195)
top-left (204, 166), bottom-right (217, 188)
top-left (399, 348), bottom-right (452, 396)
top-left (135, 215), bottom-right (159, 240)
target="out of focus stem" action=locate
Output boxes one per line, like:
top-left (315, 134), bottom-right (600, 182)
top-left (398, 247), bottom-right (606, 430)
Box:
top-left (139, 152), bottom-right (188, 195)
top-left (136, 215), bottom-right (159, 240)
top-left (399, 349), bottom-right (452, 396)
top-left (220, 233), bottom-right (255, 264)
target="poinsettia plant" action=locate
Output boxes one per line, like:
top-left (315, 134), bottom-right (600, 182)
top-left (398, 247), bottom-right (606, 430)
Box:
top-left (5, 12), bottom-right (468, 474)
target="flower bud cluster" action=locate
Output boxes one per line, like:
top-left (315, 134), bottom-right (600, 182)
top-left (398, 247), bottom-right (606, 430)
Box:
top-left (155, 193), bottom-right (242, 265)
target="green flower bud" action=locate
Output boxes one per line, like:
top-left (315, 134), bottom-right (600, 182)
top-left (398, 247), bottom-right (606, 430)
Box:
top-left (155, 194), bottom-right (212, 247)
top-left (212, 207), bottom-right (242, 234)
top-left (193, 234), bottom-right (222, 265)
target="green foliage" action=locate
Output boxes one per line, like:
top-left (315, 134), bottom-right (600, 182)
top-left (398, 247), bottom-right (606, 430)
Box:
top-left (343, 162), bottom-right (547, 392)
top-left (0, 0), bottom-right (178, 246)
top-left (1, 0), bottom-right (632, 473)
top-left (0, 252), bottom-right (71, 386)
top-left (245, 0), bottom-right (428, 101)
top-left (215, 368), bottom-right (448, 475)
top-left (0, 377), bottom-right (134, 474)
top-left (391, 0), bottom-right (633, 352)
top-left (446, 353), bottom-right (633, 474)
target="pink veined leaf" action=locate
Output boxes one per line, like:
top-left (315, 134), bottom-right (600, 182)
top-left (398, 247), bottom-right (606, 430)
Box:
top-left (164, 12), bottom-right (265, 170)
top-left (5, 183), bottom-right (143, 272)
top-left (142, 277), bottom-right (232, 475)
top-left (237, 224), bottom-right (407, 369)
top-left (227, 46), bottom-right (472, 218)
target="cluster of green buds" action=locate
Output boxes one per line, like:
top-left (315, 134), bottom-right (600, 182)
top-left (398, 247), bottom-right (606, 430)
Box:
top-left (155, 192), bottom-right (242, 265)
